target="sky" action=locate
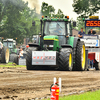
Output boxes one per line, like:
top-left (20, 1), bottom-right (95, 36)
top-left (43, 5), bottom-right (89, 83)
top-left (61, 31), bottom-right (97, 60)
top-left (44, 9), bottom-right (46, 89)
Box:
top-left (38, 0), bottom-right (78, 20)
top-left (23, 0), bottom-right (100, 20)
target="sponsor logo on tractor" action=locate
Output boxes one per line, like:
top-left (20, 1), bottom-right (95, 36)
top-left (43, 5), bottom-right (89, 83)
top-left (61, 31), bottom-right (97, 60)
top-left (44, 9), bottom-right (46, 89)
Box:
top-left (33, 56), bottom-right (56, 60)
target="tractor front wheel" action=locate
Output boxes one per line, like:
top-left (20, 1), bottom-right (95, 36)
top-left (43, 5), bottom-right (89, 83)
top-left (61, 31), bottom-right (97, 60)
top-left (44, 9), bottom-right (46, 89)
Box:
top-left (26, 47), bottom-right (38, 70)
top-left (1, 47), bottom-right (9, 63)
top-left (58, 48), bottom-right (73, 71)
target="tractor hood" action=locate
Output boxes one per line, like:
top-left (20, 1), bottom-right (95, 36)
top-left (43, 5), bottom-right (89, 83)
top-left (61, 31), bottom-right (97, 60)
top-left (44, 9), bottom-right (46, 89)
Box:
top-left (44, 35), bottom-right (59, 41)
top-left (43, 35), bottom-right (59, 51)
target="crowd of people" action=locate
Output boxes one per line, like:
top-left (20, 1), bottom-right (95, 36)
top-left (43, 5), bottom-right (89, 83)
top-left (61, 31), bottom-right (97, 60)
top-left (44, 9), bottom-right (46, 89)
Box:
top-left (78, 27), bottom-right (96, 38)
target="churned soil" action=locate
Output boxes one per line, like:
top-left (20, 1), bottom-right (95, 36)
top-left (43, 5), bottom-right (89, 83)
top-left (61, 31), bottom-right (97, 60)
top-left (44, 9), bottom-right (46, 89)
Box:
top-left (0, 66), bottom-right (100, 100)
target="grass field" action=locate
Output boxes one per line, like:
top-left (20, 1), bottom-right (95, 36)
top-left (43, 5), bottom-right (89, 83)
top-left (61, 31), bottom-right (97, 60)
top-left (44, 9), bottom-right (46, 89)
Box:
top-left (45, 90), bottom-right (100, 100)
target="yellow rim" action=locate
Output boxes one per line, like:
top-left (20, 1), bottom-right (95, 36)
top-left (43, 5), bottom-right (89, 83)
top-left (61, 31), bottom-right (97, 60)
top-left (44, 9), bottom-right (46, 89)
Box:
top-left (69, 54), bottom-right (72, 67)
top-left (82, 45), bottom-right (86, 69)
top-left (5, 48), bottom-right (9, 63)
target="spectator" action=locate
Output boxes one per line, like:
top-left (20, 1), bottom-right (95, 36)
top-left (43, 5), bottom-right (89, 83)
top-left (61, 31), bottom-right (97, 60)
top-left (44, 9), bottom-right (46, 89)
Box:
top-left (78, 27), bottom-right (85, 38)
top-left (19, 48), bottom-right (23, 59)
top-left (88, 27), bottom-right (96, 35)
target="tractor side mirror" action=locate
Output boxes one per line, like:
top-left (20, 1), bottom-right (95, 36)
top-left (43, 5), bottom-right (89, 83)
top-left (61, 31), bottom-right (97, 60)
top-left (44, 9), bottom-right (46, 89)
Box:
top-left (73, 21), bottom-right (76, 27)
top-left (32, 21), bottom-right (35, 26)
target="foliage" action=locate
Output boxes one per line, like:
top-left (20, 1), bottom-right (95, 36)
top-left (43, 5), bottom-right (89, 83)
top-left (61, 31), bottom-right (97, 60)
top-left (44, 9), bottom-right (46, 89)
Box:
top-left (0, 0), bottom-right (40, 43)
top-left (53, 9), bottom-right (64, 18)
top-left (0, 1), bottom-right (66, 44)
top-left (76, 17), bottom-right (85, 31)
top-left (41, 2), bottom-right (55, 17)
top-left (73, 0), bottom-right (100, 18)
top-left (41, 2), bottom-right (64, 18)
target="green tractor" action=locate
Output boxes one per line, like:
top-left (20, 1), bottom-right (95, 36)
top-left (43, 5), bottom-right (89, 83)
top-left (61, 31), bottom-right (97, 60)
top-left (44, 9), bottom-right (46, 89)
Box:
top-left (26, 16), bottom-right (87, 71)
top-left (3, 39), bottom-right (19, 64)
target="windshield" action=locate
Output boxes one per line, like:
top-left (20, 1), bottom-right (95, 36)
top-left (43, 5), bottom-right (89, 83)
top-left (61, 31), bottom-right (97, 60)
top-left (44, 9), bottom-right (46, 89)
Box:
top-left (44, 22), bottom-right (66, 35)
top-left (3, 41), bottom-right (13, 48)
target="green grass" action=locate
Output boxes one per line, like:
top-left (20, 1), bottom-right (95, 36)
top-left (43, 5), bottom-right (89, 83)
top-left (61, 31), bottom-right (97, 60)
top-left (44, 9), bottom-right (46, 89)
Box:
top-left (45, 90), bottom-right (100, 100)
top-left (0, 62), bottom-right (26, 67)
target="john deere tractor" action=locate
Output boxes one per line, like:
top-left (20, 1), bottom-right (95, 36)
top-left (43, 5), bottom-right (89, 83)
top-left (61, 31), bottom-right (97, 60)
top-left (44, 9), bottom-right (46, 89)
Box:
top-left (3, 39), bottom-right (19, 64)
top-left (26, 16), bottom-right (87, 71)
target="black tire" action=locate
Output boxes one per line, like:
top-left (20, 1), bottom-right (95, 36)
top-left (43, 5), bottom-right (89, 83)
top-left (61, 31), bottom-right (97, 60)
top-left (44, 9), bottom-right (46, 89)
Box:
top-left (75, 41), bottom-right (86, 71)
top-left (72, 47), bottom-right (76, 71)
top-left (26, 47), bottom-right (38, 70)
top-left (9, 54), bottom-right (17, 62)
top-left (58, 48), bottom-right (73, 71)
top-left (1, 47), bottom-right (9, 63)
top-left (94, 60), bottom-right (100, 70)
top-left (14, 55), bottom-right (19, 65)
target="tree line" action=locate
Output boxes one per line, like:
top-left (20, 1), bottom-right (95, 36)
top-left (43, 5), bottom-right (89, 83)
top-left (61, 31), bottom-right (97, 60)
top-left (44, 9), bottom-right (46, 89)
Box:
top-left (0, 0), bottom-right (65, 44)
top-left (0, 0), bottom-right (100, 43)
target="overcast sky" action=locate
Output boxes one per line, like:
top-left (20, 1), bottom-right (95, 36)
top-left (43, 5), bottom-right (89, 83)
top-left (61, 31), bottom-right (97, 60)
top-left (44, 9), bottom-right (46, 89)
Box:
top-left (23, 0), bottom-right (100, 20)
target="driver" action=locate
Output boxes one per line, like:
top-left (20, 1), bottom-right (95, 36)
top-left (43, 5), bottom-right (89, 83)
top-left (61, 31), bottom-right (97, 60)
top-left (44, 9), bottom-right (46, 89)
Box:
top-left (54, 24), bottom-right (62, 35)
top-left (88, 27), bottom-right (96, 35)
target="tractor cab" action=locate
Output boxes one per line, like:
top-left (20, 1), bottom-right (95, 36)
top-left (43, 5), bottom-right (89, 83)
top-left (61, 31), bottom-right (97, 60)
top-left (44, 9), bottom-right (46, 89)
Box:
top-left (39, 16), bottom-right (74, 51)
top-left (3, 39), bottom-right (17, 54)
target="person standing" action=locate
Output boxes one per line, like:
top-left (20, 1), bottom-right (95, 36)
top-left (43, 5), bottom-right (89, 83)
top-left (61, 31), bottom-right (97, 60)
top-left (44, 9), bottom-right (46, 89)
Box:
top-left (19, 48), bottom-right (23, 59)
top-left (88, 27), bottom-right (96, 35)
top-left (78, 27), bottom-right (85, 38)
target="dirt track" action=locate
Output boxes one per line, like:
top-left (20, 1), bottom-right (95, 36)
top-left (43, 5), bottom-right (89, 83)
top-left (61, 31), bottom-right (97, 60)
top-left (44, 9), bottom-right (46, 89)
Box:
top-left (0, 67), bottom-right (100, 100)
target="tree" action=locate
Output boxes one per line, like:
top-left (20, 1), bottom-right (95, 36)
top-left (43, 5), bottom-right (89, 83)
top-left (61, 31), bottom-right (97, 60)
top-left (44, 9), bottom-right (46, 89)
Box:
top-left (0, 0), bottom-right (40, 43)
top-left (76, 17), bottom-right (85, 31)
top-left (53, 9), bottom-right (64, 18)
top-left (41, 2), bottom-right (55, 17)
top-left (73, 0), bottom-right (100, 18)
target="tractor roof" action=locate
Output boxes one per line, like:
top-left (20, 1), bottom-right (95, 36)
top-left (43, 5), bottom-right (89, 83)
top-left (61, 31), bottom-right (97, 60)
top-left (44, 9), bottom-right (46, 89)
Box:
top-left (41, 16), bottom-right (69, 21)
top-left (3, 39), bottom-right (15, 42)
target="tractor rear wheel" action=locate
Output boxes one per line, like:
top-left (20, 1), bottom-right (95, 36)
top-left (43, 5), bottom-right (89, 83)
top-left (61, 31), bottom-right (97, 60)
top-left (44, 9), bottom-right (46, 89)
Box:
top-left (75, 41), bottom-right (86, 71)
top-left (1, 47), bottom-right (9, 63)
top-left (26, 47), bottom-right (38, 70)
top-left (58, 48), bottom-right (73, 71)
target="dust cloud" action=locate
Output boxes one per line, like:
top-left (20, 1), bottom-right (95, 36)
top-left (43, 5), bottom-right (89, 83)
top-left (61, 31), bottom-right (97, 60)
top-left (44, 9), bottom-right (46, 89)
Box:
top-left (23, 0), bottom-right (40, 13)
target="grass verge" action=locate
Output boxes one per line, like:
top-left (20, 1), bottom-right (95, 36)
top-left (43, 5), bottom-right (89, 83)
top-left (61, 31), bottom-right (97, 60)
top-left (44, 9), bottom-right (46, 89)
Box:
top-left (0, 62), bottom-right (26, 67)
top-left (45, 89), bottom-right (100, 100)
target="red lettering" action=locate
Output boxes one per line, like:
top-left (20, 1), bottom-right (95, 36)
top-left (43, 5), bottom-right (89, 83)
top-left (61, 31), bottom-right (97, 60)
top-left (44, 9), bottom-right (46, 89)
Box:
top-left (33, 57), bottom-right (36, 59)
top-left (37, 56), bottom-right (39, 59)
